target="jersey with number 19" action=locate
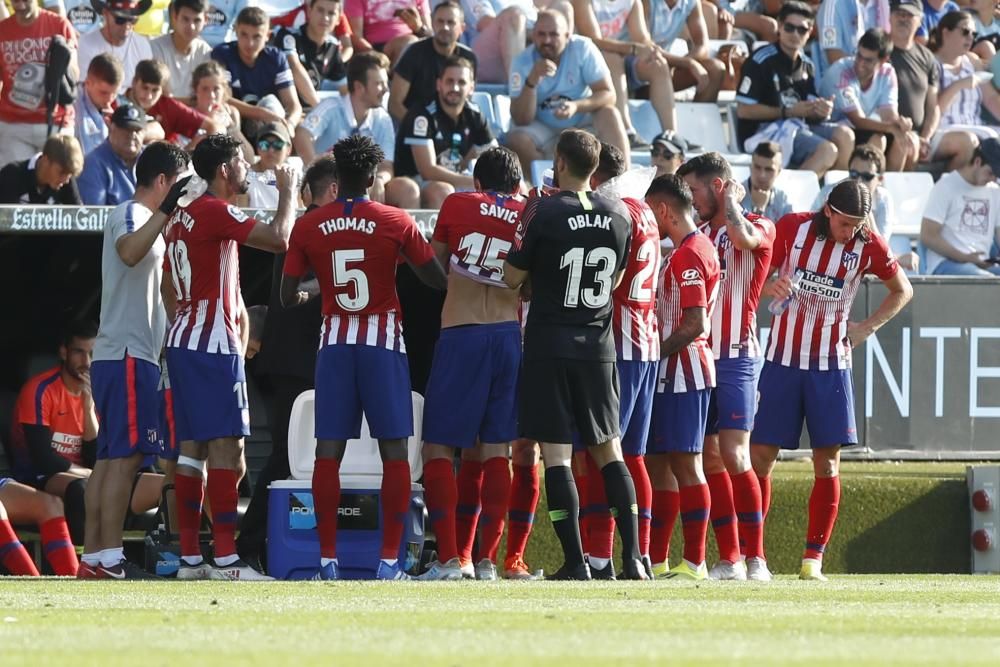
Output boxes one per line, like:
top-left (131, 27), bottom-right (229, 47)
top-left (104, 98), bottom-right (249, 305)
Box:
top-left (283, 197), bottom-right (436, 440)
top-left (423, 190), bottom-right (525, 448)
top-left (162, 193), bottom-right (260, 442)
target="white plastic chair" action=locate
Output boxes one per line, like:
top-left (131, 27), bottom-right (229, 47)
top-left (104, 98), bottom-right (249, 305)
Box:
top-left (775, 169), bottom-right (821, 213)
top-left (531, 159), bottom-right (553, 188)
top-left (676, 102), bottom-right (730, 153)
top-left (286, 390), bottom-right (425, 486)
top-left (494, 94), bottom-right (512, 137)
top-left (883, 172), bottom-right (934, 236)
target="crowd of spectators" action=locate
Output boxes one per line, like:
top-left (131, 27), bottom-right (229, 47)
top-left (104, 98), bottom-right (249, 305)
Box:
top-left (0, 0), bottom-right (996, 280)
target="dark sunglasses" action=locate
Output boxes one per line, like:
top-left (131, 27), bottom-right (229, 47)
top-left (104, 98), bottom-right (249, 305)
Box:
top-left (782, 22), bottom-right (810, 36)
top-left (114, 14), bottom-right (138, 24)
top-left (849, 169), bottom-right (878, 182)
top-left (650, 145), bottom-right (678, 158)
top-left (955, 27), bottom-right (978, 39)
top-left (258, 138), bottom-right (288, 151)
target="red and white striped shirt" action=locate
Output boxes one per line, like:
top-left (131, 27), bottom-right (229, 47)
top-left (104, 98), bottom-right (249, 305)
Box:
top-left (766, 212), bottom-right (898, 371)
top-left (163, 194), bottom-right (258, 355)
top-left (283, 197), bottom-right (435, 352)
top-left (613, 197), bottom-right (661, 362)
top-left (656, 231), bottom-right (720, 393)
top-left (701, 211), bottom-right (775, 360)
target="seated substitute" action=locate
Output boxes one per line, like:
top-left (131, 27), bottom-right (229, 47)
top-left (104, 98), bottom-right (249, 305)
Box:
top-left (740, 141), bottom-right (793, 222)
top-left (0, 135), bottom-right (83, 205)
top-left (0, 477), bottom-right (78, 576)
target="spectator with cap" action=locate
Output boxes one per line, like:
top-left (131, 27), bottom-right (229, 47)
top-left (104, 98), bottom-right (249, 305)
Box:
top-left (820, 28), bottom-right (920, 171)
top-left (741, 140), bottom-right (793, 221)
top-left (272, 0), bottom-right (352, 108)
top-left (294, 51), bottom-right (420, 208)
top-left (75, 54), bottom-right (124, 155)
top-left (642, 0), bottom-right (727, 104)
top-left (242, 121), bottom-right (304, 209)
top-left (77, 104), bottom-right (147, 205)
top-left (212, 6), bottom-right (303, 137)
top-left (345, 0), bottom-right (432, 65)
top-left (889, 0), bottom-right (978, 170)
top-left (78, 0), bottom-right (153, 94)
top-left (735, 1), bottom-right (852, 178)
top-left (122, 59), bottom-right (219, 145)
top-left (389, 1), bottom-right (477, 122)
top-left (917, 0), bottom-right (960, 42)
top-left (921, 137), bottom-right (1000, 276)
top-left (457, 0), bottom-right (527, 84)
top-left (149, 0), bottom-right (212, 97)
top-left (506, 9), bottom-right (630, 174)
top-left (650, 130), bottom-right (686, 177)
top-left (0, 0), bottom-right (77, 165)
top-left (0, 135), bottom-right (83, 204)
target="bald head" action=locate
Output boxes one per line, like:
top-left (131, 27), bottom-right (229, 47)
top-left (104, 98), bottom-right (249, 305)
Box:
top-left (533, 9), bottom-right (569, 59)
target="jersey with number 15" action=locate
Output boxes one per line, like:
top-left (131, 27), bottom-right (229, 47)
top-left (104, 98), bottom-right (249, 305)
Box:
top-left (432, 190), bottom-right (525, 287)
top-left (283, 197), bottom-right (436, 353)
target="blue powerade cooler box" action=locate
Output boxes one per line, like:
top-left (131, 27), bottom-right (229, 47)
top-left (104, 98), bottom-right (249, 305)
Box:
top-left (266, 390), bottom-right (427, 580)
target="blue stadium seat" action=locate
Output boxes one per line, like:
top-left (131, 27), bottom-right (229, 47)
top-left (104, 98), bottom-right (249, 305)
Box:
top-left (471, 91), bottom-right (500, 139)
top-left (628, 99), bottom-right (662, 144)
top-left (531, 159), bottom-right (553, 188)
top-left (476, 82), bottom-right (509, 96)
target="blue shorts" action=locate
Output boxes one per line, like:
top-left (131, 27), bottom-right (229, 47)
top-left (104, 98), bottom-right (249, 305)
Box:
top-left (423, 322), bottom-right (520, 448)
top-left (650, 388), bottom-right (712, 454)
top-left (315, 344), bottom-right (413, 441)
top-left (706, 356), bottom-right (759, 435)
top-left (750, 361), bottom-right (858, 450)
top-left (618, 359), bottom-right (658, 456)
top-left (165, 348), bottom-right (250, 443)
top-left (91, 356), bottom-right (163, 460)
top-left (789, 122), bottom-right (839, 168)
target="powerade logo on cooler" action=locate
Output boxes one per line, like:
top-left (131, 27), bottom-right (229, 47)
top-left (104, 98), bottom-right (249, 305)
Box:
top-left (796, 268), bottom-right (844, 299)
top-left (288, 492), bottom-right (380, 530)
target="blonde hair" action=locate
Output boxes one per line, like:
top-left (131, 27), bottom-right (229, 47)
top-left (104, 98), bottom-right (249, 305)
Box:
top-left (43, 135), bottom-right (84, 176)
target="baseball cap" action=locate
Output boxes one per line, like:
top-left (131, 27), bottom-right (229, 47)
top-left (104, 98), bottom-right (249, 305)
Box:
top-left (978, 138), bottom-right (1000, 175)
top-left (91, 0), bottom-right (153, 18)
top-left (111, 104), bottom-right (152, 130)
top-left (889, 0), bottom-right (922, 16)
top-left (259, 121), bottom-right (292, 145)
top-left (651, 130), bottom-right (688, 157)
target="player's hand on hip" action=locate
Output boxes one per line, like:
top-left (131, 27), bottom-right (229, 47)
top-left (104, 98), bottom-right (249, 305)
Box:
top-left (846, 321), bottom-right (872, 347)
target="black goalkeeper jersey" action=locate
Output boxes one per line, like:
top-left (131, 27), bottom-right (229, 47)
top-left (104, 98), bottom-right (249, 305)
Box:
top-left (506, 190), bottom-right (631, 362)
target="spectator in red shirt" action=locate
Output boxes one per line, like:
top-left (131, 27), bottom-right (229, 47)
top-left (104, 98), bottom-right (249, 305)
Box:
top-left (122, 59), bottom-right (221, 146)
top-left (0, 0), bottom-right (77, 166)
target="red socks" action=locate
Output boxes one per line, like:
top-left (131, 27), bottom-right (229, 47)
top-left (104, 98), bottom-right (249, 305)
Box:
top-left (584, 454), bottom-right (613, 560)
top-left (39, 517), bottom-right (78, 576)
top-left (758, 474), bottom-right (772, 519)
top-left (479, 457), bottom-right (511, 562)
top-left (422, 458), bottom-right (458, 562)
top-left (312, 458), bottom-right (342, 559)
top-left (649, 489), bottom-right (679, 565)
top-left (380, 460), bottom-right (411, 559)
top-left (455, 459), bottom-right (483, 562)
top-left (624, 455), bottom-right (652, 557)
top-left (174, 471), bottom-right (205, 559)
top-left (206, 468), bottom-right (239, 559)
top-left (679, 483), bottom-right (710, 566)
top-left (731, 470), bottom-right (764, 559)
top-left (505, 463), bottom-right (539, 563)
top-left (574, 463), bottom-right (590, 551)
top-left (707, 471), bottom-right (740, 564)
top-left (804, 475), bottom-right (841, 561)
top-left (0, 519), bottom-right (39, 576)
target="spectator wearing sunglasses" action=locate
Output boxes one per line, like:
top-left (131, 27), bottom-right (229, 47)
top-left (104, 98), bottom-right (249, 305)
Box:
top-left (78, 0), bottom-right (153, 94)
top-left (741, 140), bottom-right (792, 222)
top-left (820, 29), bottom-right (920, 172)
top-left (735, 2), bottom-right (852, 178)
top-left (649, 129), bottom-right (686, 177)
top-left (916, 0), bottom-right (960, 42)
top-left (243, 121), bottom-right (304, 209)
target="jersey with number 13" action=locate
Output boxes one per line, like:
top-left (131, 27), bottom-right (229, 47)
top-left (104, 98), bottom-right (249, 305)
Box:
top-left (506, 191), bottom-right (631, 362)
top-left (282, 197), bottom-right (436, 353)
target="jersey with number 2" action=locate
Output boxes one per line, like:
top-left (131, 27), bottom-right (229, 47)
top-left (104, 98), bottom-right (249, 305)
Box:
top-left (283, 197), bottom-right (436, 352)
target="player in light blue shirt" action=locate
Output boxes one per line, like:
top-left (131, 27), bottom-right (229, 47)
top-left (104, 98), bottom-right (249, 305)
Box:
top-left (294, 51), bottom-right (419, 208)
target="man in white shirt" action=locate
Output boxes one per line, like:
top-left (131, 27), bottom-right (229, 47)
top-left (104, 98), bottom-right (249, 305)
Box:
top-left (150, 0), bottom-right (213, 96)
top-left (78, 0), bottom-right (153, 95)
top-left (921, 137), bottom-right (1000, 276)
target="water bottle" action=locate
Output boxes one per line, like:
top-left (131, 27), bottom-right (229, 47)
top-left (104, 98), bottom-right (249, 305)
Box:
top-left (768, 270), bottom-right (802, 316)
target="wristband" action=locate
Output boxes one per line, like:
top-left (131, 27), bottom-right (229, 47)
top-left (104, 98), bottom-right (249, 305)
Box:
top-left (525, 78), bottom-right (537, 89)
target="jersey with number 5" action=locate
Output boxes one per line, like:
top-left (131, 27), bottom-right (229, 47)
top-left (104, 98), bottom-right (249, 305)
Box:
top-left (506, 191), bottom-right (631, 361)
top-left (163, 193), bottom-right (259, 355)
top-left (612, 197), bottom-right (661, 362)
top-left (432, 190), bottom-right (525, 287)
top-left (283, 197), bottom-right (436, 352)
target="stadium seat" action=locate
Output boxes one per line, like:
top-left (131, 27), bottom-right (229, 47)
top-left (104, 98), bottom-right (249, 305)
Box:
top-left (494, 94), bottom-right (512, 137)
top-left (824, 170), bottom-right (848, 184)
top-left (286, 390), bottom-right (424, 484)
top-left (471, 91), bottom-right (500, 140)
top-left (476, 82), bottom-right (508, 96)
top-left (628, 99), bottom-right (662, 145)
top-left (531, 159), bottom-right (553, 188)
top-left (775, 169), bottom-right (820, 212)
top-left (315, 90), bottom-right (339, 102)
top-left (675, 102), bottom-right (729, 154)
top-left (732, 164), bottom-right (750, 183)
top-left (884, 172), bottom-right (934, 236)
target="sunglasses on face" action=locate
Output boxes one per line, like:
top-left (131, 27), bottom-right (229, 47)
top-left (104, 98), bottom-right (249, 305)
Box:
top-left (782, 22), bottom-right (810, 36)
top-left (651, 145), bottom-right (678, 158)
top-left (849, 169), bottom-right (877, 182)
top-left (258, 138), bottom-right (287, 151)
top-left (955, 27), bottom-right (977, 39)
top-left (114, 15), bottom-right (138, 24)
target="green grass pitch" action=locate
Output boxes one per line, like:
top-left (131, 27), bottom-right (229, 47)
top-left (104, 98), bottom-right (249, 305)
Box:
top-left (2, 576), bottom-right (1000, 665)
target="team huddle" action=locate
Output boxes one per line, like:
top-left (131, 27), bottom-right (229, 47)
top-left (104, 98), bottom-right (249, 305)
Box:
top-left (55, 121), bottom-right (910, 582)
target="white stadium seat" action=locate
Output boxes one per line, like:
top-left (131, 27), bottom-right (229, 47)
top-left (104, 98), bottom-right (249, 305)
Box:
top-left (883, 172), bottom-right (934, 236)
top-left (775, 169), bottom-right (821, 212)
top-left (531, 159), bottom-right (553, 188)
top-left (494, 94), bottom-right (512, 137)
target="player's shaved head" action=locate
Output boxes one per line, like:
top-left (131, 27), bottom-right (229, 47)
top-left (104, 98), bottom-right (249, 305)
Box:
top-left (473, 146), bottom-right (522, 194)
top-left (593, 142), bottom-right (626, 185)
top-left (555, 129), bottom-right (600, 181)
top-left (333, 134), bottom-right (385, 195)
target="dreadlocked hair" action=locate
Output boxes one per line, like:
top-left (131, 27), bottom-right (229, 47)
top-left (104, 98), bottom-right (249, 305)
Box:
top-left (814, 178), bottom-right (874, 242)
top-left (332, 134), bottom-right (385, 194)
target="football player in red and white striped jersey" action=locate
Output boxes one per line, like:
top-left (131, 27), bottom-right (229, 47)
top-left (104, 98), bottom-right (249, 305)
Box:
top-left (751, 180), bottom-right (912, 581)
top-left (679, 152), bottom-right (775, 582)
